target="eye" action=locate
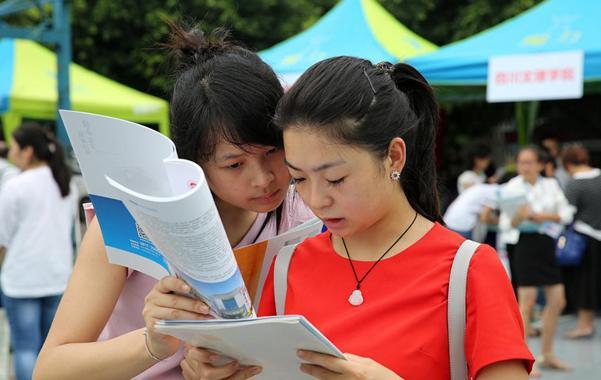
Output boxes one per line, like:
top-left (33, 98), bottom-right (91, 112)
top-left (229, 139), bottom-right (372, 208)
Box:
top-left (265, 147), bottom-right (279, 156)
top-left (327, 177), bottom-right (346, 186)
top-left (227, 162), bottom-right (243, 169)
top-left (291, 177), bottom-right (305, 185)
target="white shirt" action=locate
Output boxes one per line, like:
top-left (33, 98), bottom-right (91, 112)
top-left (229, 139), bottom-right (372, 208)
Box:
top-left (457, 170), bottom-right (485, 194)
top-left (0, 158), bottom-right (19, 190)
top-left (498, 175), bottom-right (574, 245)
top-left (0, 166), bottom-right (76, 297)
top-left (444, 184), bottom-right (499, 232)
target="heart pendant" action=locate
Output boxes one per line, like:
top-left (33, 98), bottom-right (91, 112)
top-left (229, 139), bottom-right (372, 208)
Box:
top-left (348, 289), bottom-right (364, 306)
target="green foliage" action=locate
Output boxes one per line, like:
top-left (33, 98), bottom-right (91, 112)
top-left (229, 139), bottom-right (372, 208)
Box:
top-left (5, 0), bottom-right (543, 99)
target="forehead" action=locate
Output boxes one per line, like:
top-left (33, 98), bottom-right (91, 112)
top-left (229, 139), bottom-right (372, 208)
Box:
top-left (213, 141), bottom-right (271, 160)
top-left (283, 128), bottom-right (365, 168)
top-left (518, 149), bottom-right (538, 161)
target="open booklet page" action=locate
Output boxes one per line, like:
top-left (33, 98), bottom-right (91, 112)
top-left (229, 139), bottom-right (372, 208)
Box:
top-left (61, 110), bottom-right (253, 318)
top-left (155, 315), bottom-right (344, 380)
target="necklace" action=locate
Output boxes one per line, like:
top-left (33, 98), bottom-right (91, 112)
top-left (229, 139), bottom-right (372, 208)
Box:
top-left (342, 211), bottom-right (418, 306)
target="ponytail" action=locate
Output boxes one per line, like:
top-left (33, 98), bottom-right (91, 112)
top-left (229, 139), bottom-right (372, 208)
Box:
top-left (390, 63), bottom-right (442, 223)
top-left (12, 123), bottom-right (71, 197)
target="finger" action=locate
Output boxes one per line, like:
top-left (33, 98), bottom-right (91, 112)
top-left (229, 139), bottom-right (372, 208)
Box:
top-left (300, 363), bottom-right (339, 380)
top-left (185, 347), bottom-right (223, 363)
top-left (229, 366), bottom-right (262, 379)
top-left (298, 350), bottom-right (346, 373)
top-left (202, 360), bottom-right (240, 379)
top-left (181, 359), bottom-right (198, 380)
top-left (152, 292), bottom-right (210, 313)
top-left (155, 276), bottom-right (191, 294)
top-left (146, 303), bottom-right (211, 321)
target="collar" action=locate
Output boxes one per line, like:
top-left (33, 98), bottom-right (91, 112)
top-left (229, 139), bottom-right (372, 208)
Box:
top-left (573, 168), bottom-right (601, 180)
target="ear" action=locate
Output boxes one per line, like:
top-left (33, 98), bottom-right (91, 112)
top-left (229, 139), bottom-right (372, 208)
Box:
top-left (22, 146), bottom-right (35, 164)
top-left (387, 137), bottom-right (406, 173)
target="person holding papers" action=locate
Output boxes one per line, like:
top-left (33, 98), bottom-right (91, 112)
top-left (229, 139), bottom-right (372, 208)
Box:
top-left (182, 58), bottom-right (534, 379)
top-left (34, 24), bottom-right (312, 380)
top-left (0, 123), bottom-right (75, 380)
top-left (498, 146), bottom-right (574, 373)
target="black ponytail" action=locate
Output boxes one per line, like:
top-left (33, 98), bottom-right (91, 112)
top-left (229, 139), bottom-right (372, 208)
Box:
top-left (276, 56), bottom-right (442, 223)
top-left (389, 63), bottom-right (441, 223)
top-left (12, 123), bottom-right (71, 197)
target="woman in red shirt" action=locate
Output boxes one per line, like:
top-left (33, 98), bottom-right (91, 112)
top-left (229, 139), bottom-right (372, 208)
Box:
top-left (183, 58), bottom-right (534, 379)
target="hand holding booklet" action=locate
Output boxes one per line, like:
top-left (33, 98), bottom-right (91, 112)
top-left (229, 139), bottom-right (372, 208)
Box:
top-left (156, 315), bottom-right (345, 379)
top-left (60, 110), bottom-right (322, 315)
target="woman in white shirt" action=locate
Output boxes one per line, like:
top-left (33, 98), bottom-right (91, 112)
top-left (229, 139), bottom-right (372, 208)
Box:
top-left (0, 123), bottom-right (75, 380)
top-left (499, 145), bottom-right (574, 373)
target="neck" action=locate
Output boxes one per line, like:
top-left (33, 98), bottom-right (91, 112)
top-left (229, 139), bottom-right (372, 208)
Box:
top-left (215, 199), bottom-right (258, 247)
top-left (23, 161), bottom-right (47, 171)
top-left (333, 192), bottom-right (433, 261)
top-left (572, 165), bottom-right (592, 174)
top-left (524, 175), bottom-right (538, 185)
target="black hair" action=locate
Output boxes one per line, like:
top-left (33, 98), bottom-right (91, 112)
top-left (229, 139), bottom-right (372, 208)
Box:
top-left (466, 143), bottom-right (491, 170)
top-left (561, 143), bottom-right (590, 167)
top-left (12, 123), bottom-right (71, 197)
top-left (0, 141), bottom-right (8, 159)
top-left (275, 57), bottom-right (442, 223)
top-left (164, 22), bottom-right (284, 163)
top-left (517, 144), bottom-right (544, 162)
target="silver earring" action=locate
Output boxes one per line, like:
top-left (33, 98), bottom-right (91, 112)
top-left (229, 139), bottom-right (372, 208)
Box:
top-left (390, 170), bottom-right (401, 181)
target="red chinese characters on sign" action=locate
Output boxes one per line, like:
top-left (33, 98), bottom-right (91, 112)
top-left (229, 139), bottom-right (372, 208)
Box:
top-left (494, 67), bottom-right (575, 85)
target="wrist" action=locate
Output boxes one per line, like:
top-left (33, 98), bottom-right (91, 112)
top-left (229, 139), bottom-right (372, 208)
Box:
top-left (143, 328), bottom-right (171, 361)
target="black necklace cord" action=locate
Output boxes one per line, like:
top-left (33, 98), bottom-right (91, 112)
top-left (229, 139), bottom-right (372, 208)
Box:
top-left (342, 211), bottom-right (419, 290)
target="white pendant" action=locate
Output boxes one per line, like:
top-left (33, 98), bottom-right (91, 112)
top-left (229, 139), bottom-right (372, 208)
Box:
top-left (348, 289), bottom-right (364, 306)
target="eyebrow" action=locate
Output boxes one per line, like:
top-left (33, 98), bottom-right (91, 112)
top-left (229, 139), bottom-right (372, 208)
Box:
top-left (217, 153), bottom-right (244, 161)
top-left (285, 159), bottom-right (346, 172)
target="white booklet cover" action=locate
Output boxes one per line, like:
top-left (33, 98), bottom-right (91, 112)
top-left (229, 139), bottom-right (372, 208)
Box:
top-left (60, 110), bottom-right (253, 318)
top-left (156, 315), bottom-right (345, 380)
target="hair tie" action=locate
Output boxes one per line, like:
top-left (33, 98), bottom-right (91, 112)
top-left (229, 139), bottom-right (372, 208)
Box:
top-left (375, 61), bottom-right (394, 74)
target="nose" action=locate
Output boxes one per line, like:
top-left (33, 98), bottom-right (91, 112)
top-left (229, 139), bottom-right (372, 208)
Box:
top-left (250, 159), bottom-right (275, 189)
top-left (302, 181), bottom-right (332, 211)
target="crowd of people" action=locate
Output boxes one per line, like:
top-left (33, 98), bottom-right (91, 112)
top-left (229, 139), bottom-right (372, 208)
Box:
top-left (0, 22), bottom-right (598, 380)
top-left (443, 139), bottom-right (601, 376)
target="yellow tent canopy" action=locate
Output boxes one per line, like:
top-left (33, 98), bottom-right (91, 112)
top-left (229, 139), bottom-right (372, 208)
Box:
top-left (0, 38), bottom-right (169, 141)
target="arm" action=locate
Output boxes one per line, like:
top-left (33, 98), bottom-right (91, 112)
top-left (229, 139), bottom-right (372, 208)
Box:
top-left (34, 218), bottom-right (159, 380)
top-left (0, 246), bottom-right (5, 265)
top-left (480, 207), bottom-right (498, 225)
top-left (477, 360), bottom-right (528, 380)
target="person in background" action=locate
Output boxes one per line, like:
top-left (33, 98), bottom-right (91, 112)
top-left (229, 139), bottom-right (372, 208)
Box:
top-left (443, 183), bottom-right (499, 241)
top-left (457, 143), bottom-right (492, 194)
top-left (499, 145), bottom-right (574, 373)
top-left (0, 140), bottom-right (20, 308)
top-left (0, 123), bottom-right (75, 380)
top-left (541, 136), bottom-right (570, 190)
top-left (0, 140), bottom-right (19, 188)
top-left (561, 144), bottom-right (601, 339)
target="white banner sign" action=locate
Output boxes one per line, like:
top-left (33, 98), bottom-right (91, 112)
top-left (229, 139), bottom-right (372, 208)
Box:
top-left (486, 50), bottom-right (583, 103)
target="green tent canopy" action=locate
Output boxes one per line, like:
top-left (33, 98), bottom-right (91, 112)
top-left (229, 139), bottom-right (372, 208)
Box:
top-left (0, 38), bottom-right (169, 141)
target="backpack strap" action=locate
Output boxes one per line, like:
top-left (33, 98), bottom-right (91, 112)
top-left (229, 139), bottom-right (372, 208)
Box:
top-left (274, 243), bottom-right (299, 316)
top-left (448, 239), bottom-right (480, 380)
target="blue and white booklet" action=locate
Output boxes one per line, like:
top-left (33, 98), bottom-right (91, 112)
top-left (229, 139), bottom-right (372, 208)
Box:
top-left (155, 315), bottom-right (345, 380)
top-left (60, 110), bottom-right (254, 319)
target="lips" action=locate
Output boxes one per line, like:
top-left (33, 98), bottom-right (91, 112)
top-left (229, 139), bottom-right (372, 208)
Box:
top-left (253, 189), bottom-right (280, 202)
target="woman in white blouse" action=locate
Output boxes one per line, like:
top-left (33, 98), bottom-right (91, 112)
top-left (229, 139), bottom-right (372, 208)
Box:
top-left (499, 145), bottom-right (574, 373)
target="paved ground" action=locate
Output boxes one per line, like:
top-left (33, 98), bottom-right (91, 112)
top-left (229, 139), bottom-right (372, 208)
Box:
top-left (528, 315), bottom-right (601, 379)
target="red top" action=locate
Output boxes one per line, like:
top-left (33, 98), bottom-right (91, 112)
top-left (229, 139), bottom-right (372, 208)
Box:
top-left (259, 223), bottom-right (534, 379)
